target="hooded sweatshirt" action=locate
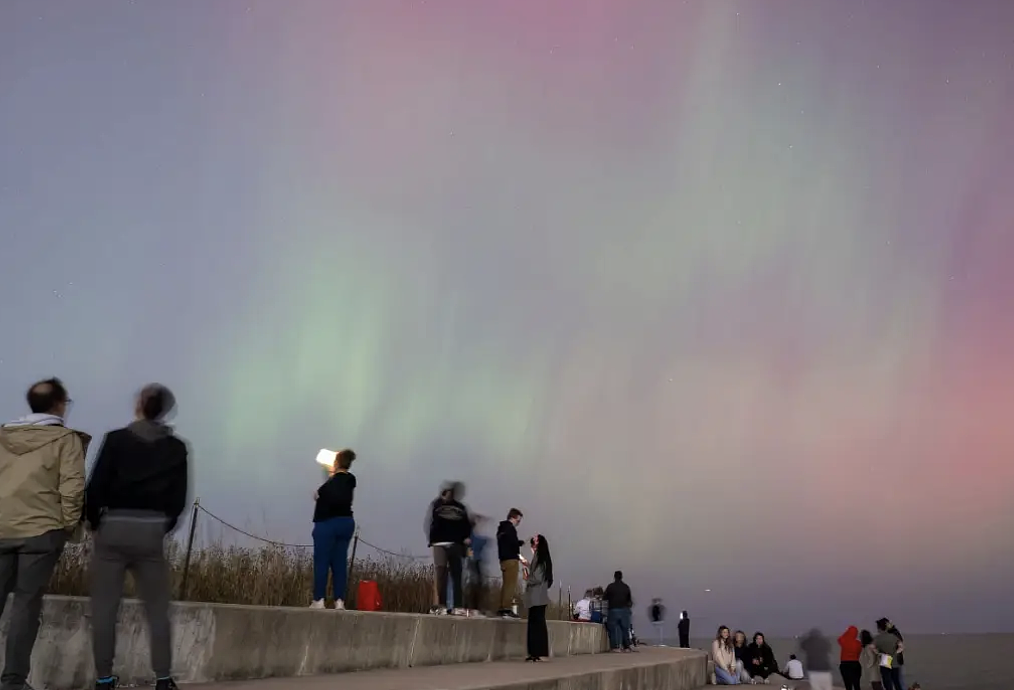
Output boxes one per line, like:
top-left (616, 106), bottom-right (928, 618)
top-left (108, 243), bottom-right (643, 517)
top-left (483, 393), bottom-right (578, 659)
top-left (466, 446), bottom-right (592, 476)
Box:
top-left (0, 414), bottom-right (90, 539)
top-left (838, 626), bottom-right (862, 662)
top-left (85, 420), bottom-right (188, 532)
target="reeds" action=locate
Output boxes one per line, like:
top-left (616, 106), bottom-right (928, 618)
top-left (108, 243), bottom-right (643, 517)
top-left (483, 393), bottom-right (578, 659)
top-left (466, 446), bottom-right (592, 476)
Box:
top-left (48, 540), bottom-right (565, 618)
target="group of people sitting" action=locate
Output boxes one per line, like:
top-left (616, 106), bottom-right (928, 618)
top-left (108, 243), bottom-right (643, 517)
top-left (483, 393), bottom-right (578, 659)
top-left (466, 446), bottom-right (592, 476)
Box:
top-left (712, 627), bottom-right (783, 685)
top-left (711, 619), bottom-right (918, 690)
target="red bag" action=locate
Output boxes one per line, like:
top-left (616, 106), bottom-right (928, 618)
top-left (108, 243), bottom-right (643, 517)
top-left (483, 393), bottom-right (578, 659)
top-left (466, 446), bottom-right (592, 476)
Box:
top-left (357, 580), bottom-right (382, 611)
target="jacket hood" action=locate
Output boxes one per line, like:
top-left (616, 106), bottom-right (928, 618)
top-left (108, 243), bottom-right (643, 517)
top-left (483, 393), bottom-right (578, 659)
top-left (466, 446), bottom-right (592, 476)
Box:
top-left (127, 419), bottom-right (173, 442)
top-left (844, 626), bottom-right (858, 638)
top-left (0, 422), bottom-right (90, 456)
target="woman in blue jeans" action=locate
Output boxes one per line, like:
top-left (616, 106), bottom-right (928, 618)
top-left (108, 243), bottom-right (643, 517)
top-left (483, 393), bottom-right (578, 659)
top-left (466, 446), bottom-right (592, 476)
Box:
top-left (310, 449), bottom-right (357, 609)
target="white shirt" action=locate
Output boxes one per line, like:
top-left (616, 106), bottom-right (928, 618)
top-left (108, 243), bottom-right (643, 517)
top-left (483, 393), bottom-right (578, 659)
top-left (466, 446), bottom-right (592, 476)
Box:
top-left (573, 598), bottom-right (591, 621)
top-left (785, 658), bottom-right (805, 679)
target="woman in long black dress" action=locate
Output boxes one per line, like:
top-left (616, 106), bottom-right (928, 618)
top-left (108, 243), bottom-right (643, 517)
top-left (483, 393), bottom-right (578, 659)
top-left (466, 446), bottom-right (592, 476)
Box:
top-left (524, 534), bottom-right (553, 661)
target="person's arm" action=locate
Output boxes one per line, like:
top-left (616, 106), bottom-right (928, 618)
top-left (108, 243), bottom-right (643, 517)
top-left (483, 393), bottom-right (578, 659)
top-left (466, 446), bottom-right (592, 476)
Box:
top-left (526, 561), bottom-right (543, 586)
top-left (165, 440), bottom-right (189, 533)
top-left (423, 500), bottom-right (434, 545)
top-left (84, 433), bottom-right (114, 529)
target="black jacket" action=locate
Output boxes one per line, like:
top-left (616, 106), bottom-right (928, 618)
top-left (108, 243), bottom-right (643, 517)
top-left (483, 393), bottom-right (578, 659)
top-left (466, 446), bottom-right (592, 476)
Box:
top-left (85, 421), bottom-right (188, 532)
top-left (746, 642), bottom-right (777, 676)
top-left (496, 519), bottom-right (523, 561)
top-left (604, 580), bottom-right (633, 610)
top-left (428, 497), bottom-right (470, 545)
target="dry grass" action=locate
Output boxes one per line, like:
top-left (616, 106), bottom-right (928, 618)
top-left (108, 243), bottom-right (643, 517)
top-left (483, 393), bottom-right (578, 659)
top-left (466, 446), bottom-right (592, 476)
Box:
top-left (48, 539), bottom-right (567, 619)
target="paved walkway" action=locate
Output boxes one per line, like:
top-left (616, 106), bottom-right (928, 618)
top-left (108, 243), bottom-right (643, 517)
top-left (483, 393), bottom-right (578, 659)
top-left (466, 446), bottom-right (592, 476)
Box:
top-left (191, 647), bottom-right (702, 690)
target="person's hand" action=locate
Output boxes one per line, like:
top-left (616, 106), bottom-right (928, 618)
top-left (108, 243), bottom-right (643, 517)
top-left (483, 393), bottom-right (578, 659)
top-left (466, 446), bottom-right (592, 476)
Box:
top-left (464, 537), bottom-right (471, 545)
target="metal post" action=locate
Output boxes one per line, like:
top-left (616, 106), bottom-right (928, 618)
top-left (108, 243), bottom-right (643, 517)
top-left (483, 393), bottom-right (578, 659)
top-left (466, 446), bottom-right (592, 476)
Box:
top-left (180, 497), bottom-right (200, 599)
top-left (344, 527), bottom-right (360, 605)
top-left (557, 585), bottom-right (563, 619)
top-left (567, 586), bottom-right (572, 621)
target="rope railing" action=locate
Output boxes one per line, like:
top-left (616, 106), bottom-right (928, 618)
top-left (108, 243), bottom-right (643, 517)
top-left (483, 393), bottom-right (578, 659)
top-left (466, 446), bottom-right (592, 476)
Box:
top-left (179, 498), bottom-right (572, 618)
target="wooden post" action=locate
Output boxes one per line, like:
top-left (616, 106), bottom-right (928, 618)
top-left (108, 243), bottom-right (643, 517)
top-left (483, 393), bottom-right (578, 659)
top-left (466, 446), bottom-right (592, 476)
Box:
top-left (179, 497), bottom-right (200, 599)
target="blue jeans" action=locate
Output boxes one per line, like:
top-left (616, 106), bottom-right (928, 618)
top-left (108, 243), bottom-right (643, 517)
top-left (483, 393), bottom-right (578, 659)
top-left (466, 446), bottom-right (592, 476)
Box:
top-left (606, 607), bottom-right (632, 649)
top-left (312, 516), bottom-right (355, 601)
top-left (714, 666), bottom-right (741, 684)
top-left (879, 665), bottom-right (901, 690)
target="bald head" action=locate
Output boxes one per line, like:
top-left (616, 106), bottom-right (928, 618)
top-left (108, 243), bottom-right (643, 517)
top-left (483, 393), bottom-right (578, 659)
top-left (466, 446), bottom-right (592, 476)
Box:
top-left (136, 383), bottom-right (176, 421)
top-left (26, 377), bottom-right (69, 415)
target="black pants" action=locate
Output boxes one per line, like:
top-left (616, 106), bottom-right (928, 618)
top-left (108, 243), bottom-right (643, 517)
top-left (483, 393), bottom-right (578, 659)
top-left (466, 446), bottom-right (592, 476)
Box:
top-left (839, 660), bottom-right (862, 690)
top-left (0, 530), bottom-right (66, 689)
top-left (435, 544), bottom-right (464, 609)
top-left (679, 632), bottom-right (689, 648)
top-left (527, 604), bottom-right (549, 658)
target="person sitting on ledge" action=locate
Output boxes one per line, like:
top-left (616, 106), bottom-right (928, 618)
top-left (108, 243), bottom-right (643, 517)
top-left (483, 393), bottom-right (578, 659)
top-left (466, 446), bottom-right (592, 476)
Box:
top-left (712, 626), bottom-right (741, 684)
top-left (746, 631), bottom-right (778, 683)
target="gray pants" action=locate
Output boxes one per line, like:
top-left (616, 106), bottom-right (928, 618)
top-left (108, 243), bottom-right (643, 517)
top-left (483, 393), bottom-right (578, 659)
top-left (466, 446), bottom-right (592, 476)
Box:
top-left (90, 513), bottom-right (172, 679)
top-left (0, 529), bottom-right (67, 690)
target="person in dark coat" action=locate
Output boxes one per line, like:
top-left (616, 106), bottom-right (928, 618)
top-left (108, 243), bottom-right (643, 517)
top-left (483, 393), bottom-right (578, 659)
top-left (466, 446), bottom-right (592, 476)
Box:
top-left (745, 631), bottom-right (778, 681)
top-left (678, 610), bottom-right (691, 648)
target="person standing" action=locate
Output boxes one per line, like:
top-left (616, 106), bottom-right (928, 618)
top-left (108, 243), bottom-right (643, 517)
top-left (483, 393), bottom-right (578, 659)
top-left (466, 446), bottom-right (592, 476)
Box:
top-left (678, 610), bottom-right (691, 648)
top-left (648, 598), bottom-right (666, 646)
top-left (496, 508), bottom-right (524, 618)
top-left (466, 514), bottom-right (489, 612)
top-left (427, 481), bottom-right (471, 615)
top-left (310, 448), bottom-right (357, 610)
top-left (859, 630), bottom-right (884, 690)
top-left (524, 534), bottom-right (553, 662)
top-left (0, 378), bottom-right (89, 690)
top-left (837, 625), bottom-right (863, 690)
top-left (886, 620), bottom-right (906, 690)
top-left (604, 570), bottom-right (633, 651)
top-left (799, 628), bottom-right (834, 690)
top-left (86, 384), bottom-right (187, 690)
top-left (873, 618), bottom-right (903, 690)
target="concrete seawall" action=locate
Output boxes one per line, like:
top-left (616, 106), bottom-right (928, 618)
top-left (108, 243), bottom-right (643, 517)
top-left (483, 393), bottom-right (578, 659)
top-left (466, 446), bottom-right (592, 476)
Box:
top-left (0, 596), bottom-right (607, 688)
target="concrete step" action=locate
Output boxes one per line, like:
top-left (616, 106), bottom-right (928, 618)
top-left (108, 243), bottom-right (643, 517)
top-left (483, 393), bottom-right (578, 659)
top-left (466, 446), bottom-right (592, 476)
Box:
top-left (189, 648), bottom-right (709, 689)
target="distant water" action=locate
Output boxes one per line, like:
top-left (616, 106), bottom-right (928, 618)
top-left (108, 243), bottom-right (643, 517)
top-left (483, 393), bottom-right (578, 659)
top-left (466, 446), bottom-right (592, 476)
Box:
top-left (669, 634), bottom-right (1014, 690)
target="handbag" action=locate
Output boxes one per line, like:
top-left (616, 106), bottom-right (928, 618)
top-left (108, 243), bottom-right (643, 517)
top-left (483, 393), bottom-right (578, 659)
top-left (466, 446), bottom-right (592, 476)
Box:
top-left (879, 653), bottom-right (893, 668)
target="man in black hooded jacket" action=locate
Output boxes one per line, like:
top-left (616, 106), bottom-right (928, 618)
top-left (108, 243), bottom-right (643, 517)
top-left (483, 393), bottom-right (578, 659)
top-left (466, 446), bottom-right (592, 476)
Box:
top-left (495, 508), bottom-right (524, 617)
top-left (86, 384), bottom-right (188, 690)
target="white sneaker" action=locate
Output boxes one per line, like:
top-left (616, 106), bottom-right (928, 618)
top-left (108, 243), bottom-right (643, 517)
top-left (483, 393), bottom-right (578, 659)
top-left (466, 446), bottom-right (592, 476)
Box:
top-left (309, 599), bottom-right (325, 609)
top-left (450, 608), bottom-right (468, 616)
top-left (334, 599), bottom-right (346, 610)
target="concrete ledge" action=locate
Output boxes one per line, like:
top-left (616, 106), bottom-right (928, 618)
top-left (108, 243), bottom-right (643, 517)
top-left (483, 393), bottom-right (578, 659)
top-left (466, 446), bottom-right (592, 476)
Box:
top-left (0, 596), bottom-right (607, 689)
top-left (188, 648), bottom-right (711, 690)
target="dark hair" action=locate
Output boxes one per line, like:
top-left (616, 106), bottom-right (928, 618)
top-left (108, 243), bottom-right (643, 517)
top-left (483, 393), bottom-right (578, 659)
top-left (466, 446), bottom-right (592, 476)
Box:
top-left (533, 534), bottom-right (553, 587)
top-left (614, 570), bottom-right (623, 581)
top-left (336, 448), bottom-right (356, 470)
top-left (860, 629), bottom-right (873, 646)
top-left (27, 377), bottom-right (68, 414)
top-left (507, 508), bottom-right (523, 520)
top-left (790, 654), bottom-right (797, 660)
top-left (715, 626), bottom-right (732, 650)
top-left (753, 632), bottom-right (766, 645)
top-left (876, 618), bottom-right (889, 632)
top-left (139, 383), bottom-right (175, 421)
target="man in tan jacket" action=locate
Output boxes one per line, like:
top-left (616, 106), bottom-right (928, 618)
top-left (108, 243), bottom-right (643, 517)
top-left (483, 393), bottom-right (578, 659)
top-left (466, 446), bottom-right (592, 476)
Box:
top-left (0, 377), bottom-right (89, 690)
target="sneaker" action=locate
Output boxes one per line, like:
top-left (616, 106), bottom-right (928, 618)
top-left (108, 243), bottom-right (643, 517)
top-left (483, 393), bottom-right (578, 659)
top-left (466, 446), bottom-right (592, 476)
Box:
top-left (155, 679), bottom-right (179, 690)
top-left (450, 608), bottom-right (468, 616)
top-left (501, 610), bottom-right (520, 619)
top-left (429, 605), bottom-right (441, 615)
top-left (95, 677), bottom-right (118, 689)
top-left (334, 599), bottom-right (346, 610)
top-left (309, 599), bottom-right (326, 609)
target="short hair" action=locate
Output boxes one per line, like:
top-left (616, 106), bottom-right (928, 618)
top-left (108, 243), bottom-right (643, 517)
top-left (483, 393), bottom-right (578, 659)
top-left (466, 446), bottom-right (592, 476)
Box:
top-left (790, 654), bottom-right (797, 660)
top-left (507, 508), bottom-right (523, 520)
top-left (336, 448), bottom-right (356, 470)
top-left (875, 618), bottom-right (888, 632)
top-left (614, 570), bottom-right (623, 580)
top-left (27, 378), bottom-right (68, 414)
top-left (139, 383), bottom-right (175, 421)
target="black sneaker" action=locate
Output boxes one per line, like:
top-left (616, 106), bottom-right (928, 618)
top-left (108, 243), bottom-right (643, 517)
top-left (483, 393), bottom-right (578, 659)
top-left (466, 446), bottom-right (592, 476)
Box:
top-left (155, 678), bottom-right (179, 690)
top-left (95, 677), bottom-right (118, 689)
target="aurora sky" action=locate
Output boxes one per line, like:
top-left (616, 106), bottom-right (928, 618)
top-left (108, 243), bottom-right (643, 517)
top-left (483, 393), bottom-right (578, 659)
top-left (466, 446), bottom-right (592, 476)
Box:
top-left (2, 0), bottom-right (1013, 633)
